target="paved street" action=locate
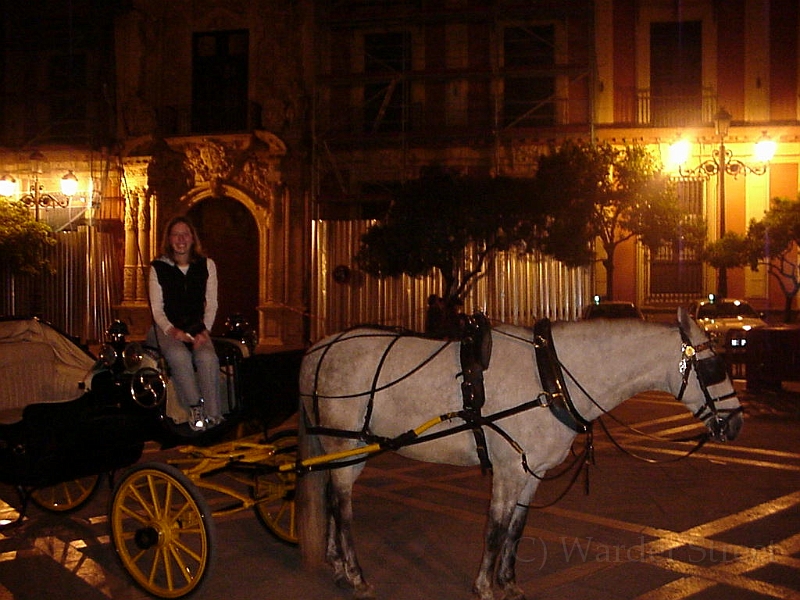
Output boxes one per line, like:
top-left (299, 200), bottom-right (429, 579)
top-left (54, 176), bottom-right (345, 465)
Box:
top-left (0, 382), bottom-right (798, 600)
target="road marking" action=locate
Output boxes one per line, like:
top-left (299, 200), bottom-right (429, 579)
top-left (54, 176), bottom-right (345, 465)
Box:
top-left (357, 458), bottom-right (800, 600)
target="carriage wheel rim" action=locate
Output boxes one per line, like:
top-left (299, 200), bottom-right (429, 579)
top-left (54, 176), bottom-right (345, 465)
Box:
top-left (253, 433), bottom-right (299, 544)
top-left (110, 464), bottom-right (214, 598)
top-left (30, 474), bottom-right (100, 513)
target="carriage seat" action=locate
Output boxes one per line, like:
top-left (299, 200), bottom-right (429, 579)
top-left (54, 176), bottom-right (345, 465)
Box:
top-left (0, 341), bottom-right (60, 424)
top-left (0, 319), bottom-right (94, 425)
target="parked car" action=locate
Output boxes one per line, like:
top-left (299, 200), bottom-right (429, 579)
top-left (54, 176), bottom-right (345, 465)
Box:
top-left (582, 299), bottom-right (645, 320)
top-left (687, 296), bottom-right (767, 354)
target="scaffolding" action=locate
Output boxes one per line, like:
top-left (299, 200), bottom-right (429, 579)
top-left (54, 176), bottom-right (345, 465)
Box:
top-left (311, 0), bottom-right (596, 216)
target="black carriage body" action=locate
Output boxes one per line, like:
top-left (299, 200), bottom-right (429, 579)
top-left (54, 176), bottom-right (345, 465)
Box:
top-left (0, 393), bottom-right (147, 487)
top-left (0, 317), bottom-right (302, 491)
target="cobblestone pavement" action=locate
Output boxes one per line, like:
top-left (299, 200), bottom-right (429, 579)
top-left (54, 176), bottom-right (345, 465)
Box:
top-left (0, 382), bottom-right (798, 600)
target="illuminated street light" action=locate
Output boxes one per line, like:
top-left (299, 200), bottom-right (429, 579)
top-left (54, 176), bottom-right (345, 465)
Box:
top-left (0, 151), bottom-right (79, 221)
top-left (670, 108), bottom-right (776, 297)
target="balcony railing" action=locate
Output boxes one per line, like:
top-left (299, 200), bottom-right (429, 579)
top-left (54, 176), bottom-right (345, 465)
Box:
top-left (155, 101), bottom-right (263, 136)
top-left (615, 87), bottom-right (717, 127)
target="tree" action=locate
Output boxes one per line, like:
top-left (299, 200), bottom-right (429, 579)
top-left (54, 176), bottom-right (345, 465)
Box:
top-left (744, 196), bottom-right (800, 322)
top-left (0, 199), bottom-right (55, 275)
top-left (701, 230), bottom-right (750, 281)
top-left (533, 140), bottom-right (702, 299)
top-left (354, 166), bottom-right (545, 307)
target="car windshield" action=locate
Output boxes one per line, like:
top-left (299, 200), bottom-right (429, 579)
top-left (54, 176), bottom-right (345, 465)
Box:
top-left (696, 301), bottom-right (759, 320)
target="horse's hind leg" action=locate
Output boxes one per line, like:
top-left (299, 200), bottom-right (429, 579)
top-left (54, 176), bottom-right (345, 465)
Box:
top-left (326, 470), bottom-right (375, 599)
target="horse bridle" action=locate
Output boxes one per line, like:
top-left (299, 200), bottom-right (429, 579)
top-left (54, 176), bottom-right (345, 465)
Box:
top-left (677, 329), bottom-right (743, 439)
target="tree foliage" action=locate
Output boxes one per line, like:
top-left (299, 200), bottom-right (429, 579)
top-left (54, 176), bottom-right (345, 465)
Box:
top-left (533, 140), bottom-right (703, 298)
top-left (0, 199), bottom-right (56, 275)
top-left (702, 231), bottom-right (750, 270)
top-left (744, 196), bottom-right (800, 322)
top-left (355, 141), bottom-right (694, 305)
top-left (355, 166), bottom-right (544, 303)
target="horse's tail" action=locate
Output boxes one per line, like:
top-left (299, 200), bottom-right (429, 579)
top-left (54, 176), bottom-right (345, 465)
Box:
top-left (296, 402), bottom-right (329, 567)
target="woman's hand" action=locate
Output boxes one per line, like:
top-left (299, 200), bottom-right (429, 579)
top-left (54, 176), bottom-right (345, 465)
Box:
top-left (193, 330), bottom-right (212, 347)
top-left (169, 327), bottom-right (196, 344)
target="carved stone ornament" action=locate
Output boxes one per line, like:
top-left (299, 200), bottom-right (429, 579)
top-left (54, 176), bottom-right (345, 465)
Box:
top-left (184, 139), bottom-right (236, 185)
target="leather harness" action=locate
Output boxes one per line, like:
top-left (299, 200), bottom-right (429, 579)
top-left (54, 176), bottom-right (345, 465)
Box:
top-left (533, 318), bottom-right (591, 433)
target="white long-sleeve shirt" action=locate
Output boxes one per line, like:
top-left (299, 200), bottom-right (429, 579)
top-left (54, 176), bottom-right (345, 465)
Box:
top-left (149, 257), bottom-right (218, 336)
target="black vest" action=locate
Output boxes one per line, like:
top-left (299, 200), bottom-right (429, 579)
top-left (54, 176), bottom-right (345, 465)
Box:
top-left (151, 257), bottom-right (209, 336)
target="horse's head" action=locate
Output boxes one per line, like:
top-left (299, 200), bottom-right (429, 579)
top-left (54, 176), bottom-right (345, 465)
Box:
top-left (675, 307), bottom-right (743, 442)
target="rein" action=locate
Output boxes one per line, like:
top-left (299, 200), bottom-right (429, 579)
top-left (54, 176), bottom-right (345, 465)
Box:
top-left (676, 331), bottom-right (743, 441)
top-left (303, 321), bottom-right (742, 482)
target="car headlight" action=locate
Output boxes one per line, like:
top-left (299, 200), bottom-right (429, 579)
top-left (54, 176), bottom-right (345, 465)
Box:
top-left (123, 342), bottom-right (144, 370)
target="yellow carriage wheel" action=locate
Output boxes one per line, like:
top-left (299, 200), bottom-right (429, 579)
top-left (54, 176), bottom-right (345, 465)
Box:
top-left (30, 474), bottom-right (101, 513)
top-left (109, 463), bottom-right (216, 599)
top-left (253, 430), bottom-right (298, 545)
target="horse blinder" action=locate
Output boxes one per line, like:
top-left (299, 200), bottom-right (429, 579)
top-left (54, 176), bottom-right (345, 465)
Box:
top-left (679, 339), bottom-right (742, 441)
top-left (695, 354), bottom-right (729, 387)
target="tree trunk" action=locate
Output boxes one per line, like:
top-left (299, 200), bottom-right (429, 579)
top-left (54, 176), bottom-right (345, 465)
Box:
top-left (784, 294), bottom-right (795, 323)
top-left (603, 249), bottom-right (615, 300)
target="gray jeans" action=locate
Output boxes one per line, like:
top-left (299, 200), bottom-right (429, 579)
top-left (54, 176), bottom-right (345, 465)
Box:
top-left (147, 327), bottom-right (222, 418)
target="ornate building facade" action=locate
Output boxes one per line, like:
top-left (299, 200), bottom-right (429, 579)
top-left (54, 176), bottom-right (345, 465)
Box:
top-left (111, 1), bottom-right (312, 347)
top-left (1, 0), bottom-right (799, 346)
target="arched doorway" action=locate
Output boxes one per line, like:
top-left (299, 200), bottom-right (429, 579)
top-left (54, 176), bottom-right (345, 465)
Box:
top-left (188, 197), bottom-right (259, 337)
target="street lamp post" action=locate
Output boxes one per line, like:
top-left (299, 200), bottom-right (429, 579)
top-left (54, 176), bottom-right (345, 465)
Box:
top-left (0, 151), bottom-right (80, 318)
top-left (675, 108), bottom-right (776, 298)
top-left (21, 150), bottom-right (74, 221)
top-left (716, 109), bottom-right (730, 297)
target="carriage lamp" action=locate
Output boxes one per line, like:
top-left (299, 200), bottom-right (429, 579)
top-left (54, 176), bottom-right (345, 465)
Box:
top-left (98, 345), bottom-right (119, 368)
top-left (670, 109), bottom-right (777, 297)
top-left (123, 343), bottom-right (144, 371)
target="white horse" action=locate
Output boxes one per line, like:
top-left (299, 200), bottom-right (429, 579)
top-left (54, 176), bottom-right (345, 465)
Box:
top-left (296, 308), bottom-right (743, 600)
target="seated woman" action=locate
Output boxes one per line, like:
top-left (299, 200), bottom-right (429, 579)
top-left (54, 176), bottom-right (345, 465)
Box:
top-left (147, 216), bottom-right (223, 431)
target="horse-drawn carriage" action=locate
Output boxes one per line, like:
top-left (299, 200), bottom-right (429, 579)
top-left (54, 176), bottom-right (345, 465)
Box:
top-left (0, 310), bottom-right (744, 600)
top-left (0, 315), bottom-right (303, 595)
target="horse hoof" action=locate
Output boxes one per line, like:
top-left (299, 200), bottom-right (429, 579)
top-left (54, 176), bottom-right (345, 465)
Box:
top-left (335, 575), bottom-right (352, 589)
top-left (353, 582), bottom-right (376, 599)
top-left (502, 589), bottom-right (526, 600)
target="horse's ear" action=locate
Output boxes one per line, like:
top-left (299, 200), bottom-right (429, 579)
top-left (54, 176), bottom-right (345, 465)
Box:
top-left (677, 306), bottom-right (696, 334)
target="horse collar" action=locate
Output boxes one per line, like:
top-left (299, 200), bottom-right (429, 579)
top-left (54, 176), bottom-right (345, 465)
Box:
top-left (533, 319), bottom-right (590, 433)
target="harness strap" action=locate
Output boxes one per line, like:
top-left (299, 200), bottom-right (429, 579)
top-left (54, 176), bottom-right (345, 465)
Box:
top-left (533, 318), bottom-right (590, 433)
top-left (362, 335), bottom-right (402, 436)
top-left (302, 395), bottom-right (554, 474)
top-left (459, 313), bottom-right (493, 472)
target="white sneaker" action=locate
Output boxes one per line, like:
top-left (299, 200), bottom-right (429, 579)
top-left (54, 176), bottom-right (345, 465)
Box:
top-left (189, 403), bottom-right (207, 431)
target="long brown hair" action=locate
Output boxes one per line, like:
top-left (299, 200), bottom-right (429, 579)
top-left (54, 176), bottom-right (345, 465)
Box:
top-left (160, 216), bottom-right (206, 262)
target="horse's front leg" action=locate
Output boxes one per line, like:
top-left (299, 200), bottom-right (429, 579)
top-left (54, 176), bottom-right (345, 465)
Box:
top-left (474, 478), bottom-right (528, 600)
top-left (473, 512), bottom-right (508, 600)
top-left (496, 503), bottom-right (531, 600)
top-left (327, 474), bottom-right (375, 599)
top-left (496, 479), bottom-right (539, 600)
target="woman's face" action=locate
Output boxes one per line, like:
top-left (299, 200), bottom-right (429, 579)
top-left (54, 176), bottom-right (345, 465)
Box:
top-left (169, 221), bottom-right (194, 263)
